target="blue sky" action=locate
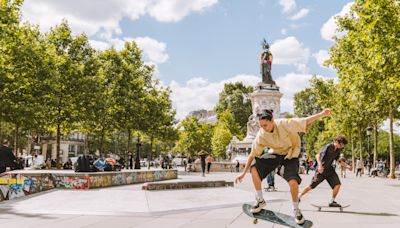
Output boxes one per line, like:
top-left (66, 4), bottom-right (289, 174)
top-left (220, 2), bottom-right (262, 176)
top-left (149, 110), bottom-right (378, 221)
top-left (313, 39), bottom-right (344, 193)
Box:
top-left (21, 0), bottom-right (354, 120)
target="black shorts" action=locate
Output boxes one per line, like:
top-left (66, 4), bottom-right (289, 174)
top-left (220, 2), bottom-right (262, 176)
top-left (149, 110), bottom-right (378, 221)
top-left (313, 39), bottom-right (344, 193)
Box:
top-left (252, 154), bottom-right (301, 184)
top-left (309, 169), bottom-right (341, 189)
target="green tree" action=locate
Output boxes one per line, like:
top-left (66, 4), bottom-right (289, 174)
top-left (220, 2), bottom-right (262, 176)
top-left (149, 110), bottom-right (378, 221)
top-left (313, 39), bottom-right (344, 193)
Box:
top-left (80, 48), bottom-right (119, 156)
top-left (329, 0), bottom-right (400, 177)
top-left (142, 83), bottom-right (177, 162)
top-left (45, 20), bottom-right (96, 162)
top-left (211, 110), bottom-right (237, 159)
top-left (174, 116), bottom-right (213, 157)
top-left (214, 82), bottom-right (253, 138)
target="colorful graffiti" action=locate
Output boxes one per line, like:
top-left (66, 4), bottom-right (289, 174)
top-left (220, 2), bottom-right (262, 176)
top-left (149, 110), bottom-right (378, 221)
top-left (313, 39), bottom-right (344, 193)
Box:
top-left (56, 176), bottom-right (90, 190)
top-left (0, 169), bottom-right (177, 201)
top-left (0, 174), bottom-right (47, 201)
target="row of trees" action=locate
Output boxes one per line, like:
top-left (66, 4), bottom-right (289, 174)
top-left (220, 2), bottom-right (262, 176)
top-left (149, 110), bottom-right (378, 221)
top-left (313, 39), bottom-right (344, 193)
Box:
top-left (0, 0), bottom-right (177, 162)
top-left (294, 0), bottom-right (400, 178)
top-left (173, 82), bottom-right (253, 158)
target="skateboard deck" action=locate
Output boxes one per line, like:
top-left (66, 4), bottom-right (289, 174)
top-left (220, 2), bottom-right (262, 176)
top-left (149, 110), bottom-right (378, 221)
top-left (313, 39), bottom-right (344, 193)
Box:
top-left (242, 204), bottom-right (313, 228)
top-left (311, 204), bottom-right (350, 212)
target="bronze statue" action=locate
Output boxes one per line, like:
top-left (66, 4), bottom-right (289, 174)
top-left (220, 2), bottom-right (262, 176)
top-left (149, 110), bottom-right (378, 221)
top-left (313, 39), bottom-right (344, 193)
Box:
top-left (260, 39), bottom-right (275, 85)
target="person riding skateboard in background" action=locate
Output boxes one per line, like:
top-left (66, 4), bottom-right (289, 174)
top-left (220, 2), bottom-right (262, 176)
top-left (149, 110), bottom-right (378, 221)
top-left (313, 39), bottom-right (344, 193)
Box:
top-left (235, 108), bottom-right (332, 225)
top-left (299, 135), bottom-right (352, 207)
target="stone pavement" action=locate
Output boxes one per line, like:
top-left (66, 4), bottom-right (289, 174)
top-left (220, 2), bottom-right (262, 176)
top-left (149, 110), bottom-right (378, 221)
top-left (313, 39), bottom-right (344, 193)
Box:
top-left (0, 168), bottom-right (399, 228)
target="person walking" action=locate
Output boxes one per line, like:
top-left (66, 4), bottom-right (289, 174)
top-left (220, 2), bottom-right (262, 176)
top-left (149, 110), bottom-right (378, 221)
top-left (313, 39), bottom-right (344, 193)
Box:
top-left (299, 136), bottom-right (352, 207)
top-left (338, 153), bottom-right (347, 178)
top-left (235, 160), bottom-right (240, 172)
top-left (356, 159), bottom-right (363, 177)
top-left (198, 150), bottom-right (208, 177)
top-left (206, 154), bottom-right (214, 173)
top-left (235, 108), bottom-right (332, 225)
top-left (0, 140), bottom-right (17, 174)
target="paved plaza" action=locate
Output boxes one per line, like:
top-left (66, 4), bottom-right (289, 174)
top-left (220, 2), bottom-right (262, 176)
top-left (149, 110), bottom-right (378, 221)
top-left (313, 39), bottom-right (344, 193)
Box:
top-left (0, 169), bottom-right (399, 228)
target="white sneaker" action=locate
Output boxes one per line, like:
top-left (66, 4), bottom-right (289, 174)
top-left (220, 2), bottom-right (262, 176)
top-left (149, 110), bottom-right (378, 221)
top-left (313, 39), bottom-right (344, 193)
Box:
top-left (251, 199), bottom-right (266, 213)
top-left (294, 209), bottom-right (305, 225)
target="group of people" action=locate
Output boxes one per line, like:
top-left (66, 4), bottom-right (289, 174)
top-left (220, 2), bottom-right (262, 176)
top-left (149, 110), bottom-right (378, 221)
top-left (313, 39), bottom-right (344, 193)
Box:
top-left (235, 108), bottom-right (353, 225)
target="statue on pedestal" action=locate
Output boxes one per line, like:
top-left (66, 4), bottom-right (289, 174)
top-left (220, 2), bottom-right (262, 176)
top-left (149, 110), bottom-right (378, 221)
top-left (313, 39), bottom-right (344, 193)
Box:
top-left (260, 38), bottom-right (275, 85)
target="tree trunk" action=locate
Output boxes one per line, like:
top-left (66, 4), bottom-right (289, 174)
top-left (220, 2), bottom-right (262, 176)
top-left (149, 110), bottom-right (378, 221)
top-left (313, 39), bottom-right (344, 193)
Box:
top-left (358, 126), bottom-right (363, 170)
top-left (389, 104), bottom-right (396, 179)
top-left (26, 130), bottom-right (32, 155)
top-left (99, 129), bottom-right (105, 158)
top-left (84, 133), bottom-right (89, 155)
top-left (373, 124), bottom-right (378, 168)
top-left (14, 123), bottom-right (19, 156)
top-left (351, 133), bottom-right (355, 173)
top-left (127, 130), bottom-right (131, 155)
top-left (148, 136), bottom-right (153, 170)
top-left (56, 124), bottom-right (61, 164)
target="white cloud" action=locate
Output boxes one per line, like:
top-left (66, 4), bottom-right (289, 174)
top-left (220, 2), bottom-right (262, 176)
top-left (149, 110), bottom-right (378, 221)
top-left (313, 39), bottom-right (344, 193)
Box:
top-left (169, 74), bottom-right (259, 119)
top-left (90, 37), bottom-right (169, 64)
top-left (168, 73), bottom-right (333, 120)
top-left (321, 2), bottom-right (354, 41)
top-left (89, 40), bottom-right (110, 51)
top-left (381, 119), bottom-right (400, 134)
top-left (312, 50), bottom-right (330, 68)
top-left (21, 0), bottom-right (218, 36)
top-left (270, 36), bottom-right (310, 67)
top-left (279, 0), bottom-right (296, 14)
top-left (295, 63), bottom-right (309, 74)
top-left (148, 0), bottom-right (218, 22)
top-left (289, 8), bottom-right (309, 20)
top-left (275, 73), bottom-right (331, 113)
top-left (133, 37), bottom-right (169, 63)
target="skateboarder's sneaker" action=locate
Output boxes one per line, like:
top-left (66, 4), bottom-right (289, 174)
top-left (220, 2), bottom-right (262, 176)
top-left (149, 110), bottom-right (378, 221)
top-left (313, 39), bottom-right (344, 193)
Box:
top-left (251, 199), bottom-right (266, 213)
top-left (329, 201), bottom-right (342, 207)
top-left (294, 209), bottom-right (305, 225)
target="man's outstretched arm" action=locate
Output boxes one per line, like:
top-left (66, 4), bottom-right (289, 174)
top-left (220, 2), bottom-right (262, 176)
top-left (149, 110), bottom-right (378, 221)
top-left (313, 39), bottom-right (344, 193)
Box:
top-left (305, 108), bottom-right (332, 126)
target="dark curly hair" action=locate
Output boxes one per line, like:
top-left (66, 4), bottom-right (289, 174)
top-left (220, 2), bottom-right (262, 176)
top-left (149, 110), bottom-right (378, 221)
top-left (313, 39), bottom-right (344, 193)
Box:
top-left (257, 109), bottom-right (274, 121)
top-left (335, 135), bottom-right (348, 145)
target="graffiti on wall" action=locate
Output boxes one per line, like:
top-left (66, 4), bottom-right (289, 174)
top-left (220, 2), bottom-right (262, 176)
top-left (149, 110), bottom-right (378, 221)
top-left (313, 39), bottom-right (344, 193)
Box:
top-left (0, 173), bottom-right (55, 200)
top-left (0, 169), bottom-right (177, 201)
top-left (56, 176), bottom-right (90, 190)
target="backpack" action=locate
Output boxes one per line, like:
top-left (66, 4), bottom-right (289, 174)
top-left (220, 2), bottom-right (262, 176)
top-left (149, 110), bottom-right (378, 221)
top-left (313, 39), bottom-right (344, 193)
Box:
top-left (75, 155), bottom-right (96, 172)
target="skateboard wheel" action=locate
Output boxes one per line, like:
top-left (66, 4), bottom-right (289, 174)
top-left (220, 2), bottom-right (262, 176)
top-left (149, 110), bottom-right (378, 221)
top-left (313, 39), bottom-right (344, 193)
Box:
top-left (253, 219), bottom-right (258, 224)
top-left (318, 207), bottom-right (321, 211)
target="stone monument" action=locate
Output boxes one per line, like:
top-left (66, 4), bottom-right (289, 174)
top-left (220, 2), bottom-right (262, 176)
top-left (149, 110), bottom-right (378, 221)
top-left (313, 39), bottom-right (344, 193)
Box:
top-left (227, 39), bottom-right (283, 160)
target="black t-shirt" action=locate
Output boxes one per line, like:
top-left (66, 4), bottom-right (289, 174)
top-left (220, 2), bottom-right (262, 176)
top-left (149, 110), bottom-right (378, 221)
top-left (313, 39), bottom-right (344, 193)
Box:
top-left (319, 143), bottom-right (341, 170)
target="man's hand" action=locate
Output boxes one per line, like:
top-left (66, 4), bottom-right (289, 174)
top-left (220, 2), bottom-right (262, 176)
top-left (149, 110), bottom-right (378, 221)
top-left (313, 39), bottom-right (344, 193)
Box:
top-left (348, 166), bottom-right (353, 171)
top-left (235, 173), bottom-right (246, 184)
top-left (318, 166), bottom-right (324, 174)
top-left (320, 108), bottom-right (332, 117)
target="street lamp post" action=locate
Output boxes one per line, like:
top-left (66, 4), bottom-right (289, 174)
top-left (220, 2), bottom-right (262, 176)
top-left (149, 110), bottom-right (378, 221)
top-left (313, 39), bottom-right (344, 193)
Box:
top-left (366, 126), bottom-right (373, 171)
top-left (134, 136), bottom-right (141, 169)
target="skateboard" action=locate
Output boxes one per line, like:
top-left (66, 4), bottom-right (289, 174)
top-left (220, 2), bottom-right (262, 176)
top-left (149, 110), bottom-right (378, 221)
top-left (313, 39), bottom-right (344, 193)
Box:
top-left (242, 204), bottom-right (313, 227)
top-left (311, 204), bottom-right (350, 212)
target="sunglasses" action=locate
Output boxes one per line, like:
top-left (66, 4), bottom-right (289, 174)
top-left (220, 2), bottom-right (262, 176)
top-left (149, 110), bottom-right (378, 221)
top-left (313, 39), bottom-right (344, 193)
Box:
top-left (257, 111), bottom-right (273, 120)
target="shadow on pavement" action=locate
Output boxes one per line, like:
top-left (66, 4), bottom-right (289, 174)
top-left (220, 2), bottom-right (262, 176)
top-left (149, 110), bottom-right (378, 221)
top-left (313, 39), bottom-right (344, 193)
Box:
top-left (307, 210), bottom-right (398, 217)
top-left (150, 199), bottom-right (288, 216)
top-left (0, 208), bottom-right (57, 219)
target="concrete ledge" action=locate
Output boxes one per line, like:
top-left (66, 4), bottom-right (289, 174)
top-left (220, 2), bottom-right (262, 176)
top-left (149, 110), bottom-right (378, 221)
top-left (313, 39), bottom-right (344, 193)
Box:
top-left (192, 162), bottom-right (243, 172)
top-left (142, 180), bottom-right (234, 190)
top-left (0, 169), bottom-right (177, 201)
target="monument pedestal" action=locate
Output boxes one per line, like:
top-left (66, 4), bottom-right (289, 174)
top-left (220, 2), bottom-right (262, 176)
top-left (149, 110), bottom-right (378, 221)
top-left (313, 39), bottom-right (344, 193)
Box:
top-left (227, 83), bottom-right (283, 160)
